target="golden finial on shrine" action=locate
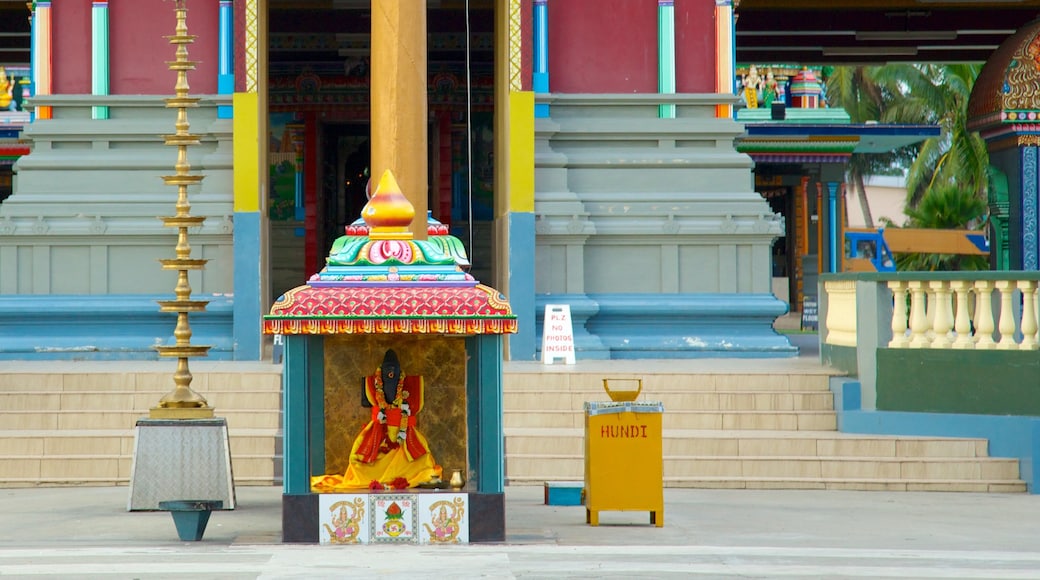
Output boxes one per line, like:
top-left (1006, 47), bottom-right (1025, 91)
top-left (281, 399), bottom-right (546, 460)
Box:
top-left (362, 169), bottom-right (415, 240)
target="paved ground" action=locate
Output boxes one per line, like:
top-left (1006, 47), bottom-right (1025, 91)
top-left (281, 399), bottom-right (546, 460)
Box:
top-left (1, 484), bottom-right (1038, 578)
top-left (3, 332), bottom-right (1022, 578)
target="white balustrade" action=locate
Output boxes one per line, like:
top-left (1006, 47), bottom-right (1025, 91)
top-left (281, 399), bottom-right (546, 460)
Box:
top-left (973, 281), bottom-right (996, 350)
top-left (995, 280), bottom-right (1018, 350)
top-left (929, 280), bottom-right (953, 348)
top-left (887, 281), bottom-right (910, 348)
top-left (822, 279), bottom-right (857, 347)
top-left (908, 281), bottom-right (930, 348)
top-left (950, 280), bottom-right (974, 349)
top-left (1019, 280), bottom-right (1038, 350)
top-left (824, 274), bottom-right (1040, 351)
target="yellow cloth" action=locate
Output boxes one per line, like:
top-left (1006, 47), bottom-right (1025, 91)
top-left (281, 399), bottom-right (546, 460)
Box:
top-left (312, 429), bottom-right (442, 490)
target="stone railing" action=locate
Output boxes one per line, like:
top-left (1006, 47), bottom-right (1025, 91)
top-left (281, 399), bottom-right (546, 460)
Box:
top-left (822, 272), bottom-right (1040, 351)
top-left (886, 277), bottom-right (1038, 350)
top-left (819, 272), bottom-right (1040, 494)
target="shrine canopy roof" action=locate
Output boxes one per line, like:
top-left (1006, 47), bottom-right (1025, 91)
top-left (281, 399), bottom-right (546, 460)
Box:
top-left (736, 100), bottom-right (939, 163)
top-left (263, 170), bottom-right (516, 336)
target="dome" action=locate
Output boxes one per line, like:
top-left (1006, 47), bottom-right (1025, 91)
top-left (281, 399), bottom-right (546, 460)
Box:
top-left (968, 19), bottom-right (1040, 131)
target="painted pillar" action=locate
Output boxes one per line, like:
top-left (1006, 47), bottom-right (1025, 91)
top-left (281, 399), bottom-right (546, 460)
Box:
top-left (217, 0), bottom-right (233, 119)
top-left (499, 0), bottom-right (537, 360)
top-left (33, 0), bottom-right (52, 120)
top-left (827, 181), bottom-right (839, 273)
top-left (91, 1), bottom-right (109, 120)
top-left (283, 335), bottom-right (312, 495)
top-left (467, 335), bottom-right (504, 493)
top-left (371, 0), bottom-right (427, 240)
top-left (306, 335), bottom-right (325, 476)
top-left (714, 0), bottom-right (734, 118)
top-left (303, 113), bottom-right (318, 277)
top-left (795, 176), bottom-right (809, 309)
top-left (657, 0), bottom-right (675, 119)
top-left (816, 182), bottom-right (824, 278)
top-left (294, 129), bottom-right (305, 222)
top-left (533, 0), bottom-right (549, 118)
top-left (437, 113), bottom-right (452, 223)
top-left (1023, 146), bottom-right (1039, 270)
top-left (231, 0), bottom-right (264, 359)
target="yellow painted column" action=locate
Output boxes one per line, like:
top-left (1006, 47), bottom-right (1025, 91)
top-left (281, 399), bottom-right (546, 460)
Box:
top-left (714, 1), bottom-right (734, 118)
top-left (493, 0), bottom-right (538, 360)
top-left (371, 0), bottom-right (428, 240)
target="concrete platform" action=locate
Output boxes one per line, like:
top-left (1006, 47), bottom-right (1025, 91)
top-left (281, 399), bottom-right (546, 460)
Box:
top-left (1, 484), bottom-right (1038, 578)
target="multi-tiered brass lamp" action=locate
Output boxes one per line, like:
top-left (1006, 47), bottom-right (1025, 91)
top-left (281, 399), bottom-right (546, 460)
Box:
top-left (151, 0), bottom-right (212, 419)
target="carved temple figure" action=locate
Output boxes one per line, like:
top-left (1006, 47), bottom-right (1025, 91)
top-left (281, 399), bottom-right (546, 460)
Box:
top-left (742, 65), bottom-right (761, 108)
top-left (763, 69), bottom-right (778, 108)
top-left (312, 349), bottom-right (442, 490)
top-left (0, 68), bottom-right (12, 110)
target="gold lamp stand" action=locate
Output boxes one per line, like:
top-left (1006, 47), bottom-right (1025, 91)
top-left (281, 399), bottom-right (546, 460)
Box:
top-left (128, 0), bottom-right (235, 515)
top-left (151, 0), bottom-right (212, 420)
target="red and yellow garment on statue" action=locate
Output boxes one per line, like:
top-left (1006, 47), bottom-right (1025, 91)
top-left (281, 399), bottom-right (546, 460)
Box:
top-left (312, 374), bottom-right (441, 490)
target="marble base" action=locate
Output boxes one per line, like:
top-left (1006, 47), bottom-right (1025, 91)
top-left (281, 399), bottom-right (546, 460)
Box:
top-left (127, 418), bottom-right (236, 511)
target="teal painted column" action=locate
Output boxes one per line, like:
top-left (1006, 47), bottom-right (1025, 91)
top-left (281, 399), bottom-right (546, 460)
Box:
top-left (29, 2), bottom-right (35, 121)
top-left (283, 335), bottom-right (314, 494)
top-left (827, 182), bottom-right (839, 273)
top-left (92, 0), bottom-right (109, 120)
top-left (466, 335), bottom-right (504, 493)
top-left (217, 0), bottom-right (233, 119)
top-left (533, 0), bottom-right (549, 118)
top-left (306, 334), bottom-right (325, 476)
top-left (657, 0), bottom-right (675, 119)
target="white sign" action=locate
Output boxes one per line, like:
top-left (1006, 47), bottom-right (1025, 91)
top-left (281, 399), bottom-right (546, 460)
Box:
top-left (541, 304), bottom-right (576, 365)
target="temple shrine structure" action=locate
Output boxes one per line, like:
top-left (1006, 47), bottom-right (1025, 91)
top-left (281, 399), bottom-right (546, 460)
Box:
top-left (2, 1), bottom-right (1040, 361)
top-left (263, 168), bottom-right (515, 543)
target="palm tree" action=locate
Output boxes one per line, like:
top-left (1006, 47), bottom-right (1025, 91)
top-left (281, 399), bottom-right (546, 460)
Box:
top-left (824, 66), bottom-right (921, 228)
top-left (875, 64), bottom-right (988, 208)
top-left (825, 64), bottom-right (988, 223)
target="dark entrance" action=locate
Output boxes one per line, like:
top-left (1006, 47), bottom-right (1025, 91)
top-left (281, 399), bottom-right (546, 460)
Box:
top-left (266, 2), bottom-right (495, 299)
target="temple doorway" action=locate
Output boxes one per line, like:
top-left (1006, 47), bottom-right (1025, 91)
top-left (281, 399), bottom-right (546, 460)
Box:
top-left (266, 1), bottom-right (496, 300)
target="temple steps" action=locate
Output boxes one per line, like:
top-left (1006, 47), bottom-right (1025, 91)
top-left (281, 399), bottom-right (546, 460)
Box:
top-left (502, 361), bottom-right (1027, 493)
top-left (0, 363), bottom-right (283, 487)
top-left (0, 358), bottom-right (1029, 493)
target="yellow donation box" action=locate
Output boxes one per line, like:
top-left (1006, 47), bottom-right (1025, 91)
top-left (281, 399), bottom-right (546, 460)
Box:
top-left (583, 399), bottom-right (664, 527)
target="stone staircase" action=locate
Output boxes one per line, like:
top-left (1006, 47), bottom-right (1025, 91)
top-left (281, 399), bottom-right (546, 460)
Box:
top-left (0, 361), bottom-right (282, 487)
top-left (1, 358), bottom-right (1027, 492)
top-left (503, 360), bottom-right (1026, 492)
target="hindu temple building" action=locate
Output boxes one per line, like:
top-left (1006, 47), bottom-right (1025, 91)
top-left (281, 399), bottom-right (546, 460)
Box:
top-left (1, 1), bottom-right (1039, 361)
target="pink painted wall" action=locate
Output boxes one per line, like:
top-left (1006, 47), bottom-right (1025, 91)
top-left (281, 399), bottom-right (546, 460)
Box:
top-left (52, 0), bottom-right (92, 94)
top-left (110, 0), bottom-right (219, 95)
top-left (548, 0), bottom-right (658, 93)
top-left (674, 0), bottom-right (717, 93)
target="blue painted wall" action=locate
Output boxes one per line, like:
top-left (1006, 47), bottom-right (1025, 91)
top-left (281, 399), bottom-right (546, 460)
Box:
top-left (507, 212), bottom-right (537, 361)
top-left (0, 295), bottom-right (234, 360)
top-left (233, 211), bottom-right (263, 360)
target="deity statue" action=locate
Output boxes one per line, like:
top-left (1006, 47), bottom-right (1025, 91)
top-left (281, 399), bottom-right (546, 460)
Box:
top-left (763, 69), bottom-right (779, 108)
top-left (0, 68), bottom-right (13, 111)
top-left (312, 349), bottom-right (442, 490)
top-left (742, 65), bottom-right (762, 108)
